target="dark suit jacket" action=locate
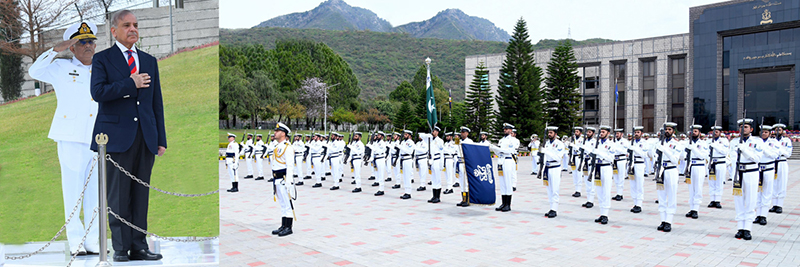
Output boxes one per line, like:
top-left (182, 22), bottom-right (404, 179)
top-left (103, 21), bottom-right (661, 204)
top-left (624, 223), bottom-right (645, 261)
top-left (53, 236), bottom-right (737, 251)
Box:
top-left (90, 46), bottom-right (167, 154)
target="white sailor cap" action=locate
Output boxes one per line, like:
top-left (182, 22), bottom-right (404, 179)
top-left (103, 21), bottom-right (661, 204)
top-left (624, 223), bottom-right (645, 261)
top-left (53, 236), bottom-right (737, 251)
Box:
top-left (274, 123), bottom-right (291, 134)
top-left (294, 133), bottom-right (302, 137)
top-left (773, 123), bottom-right (786, 129)
top-left (460, 126), bottom-right (471, 133)
top-left (633, 126), bottom-right (644, 132)
top-left (354, 132), bottom-right (362, 136)
top-left (247, 133), bottom-right (253, 136)
top-left (433, 126), bottom-right (441, 132)
top-left (663, 122), bottom-right (677, 128)
top-left (599, 125), bottom-right (612, 131)
top-left (403, 130), bottom-right (413, 135)
top-left (314, 133), bottom-right (322, 137)
top-left (304, 134), bottom-right (310, 137)
top-left (256, 134), bottom-right (263, 137)
top-left (690, 124), bottom-right (703, 130)
top-left (532, 134), bottom-right (539, 137)
top-left (614, 128), bottom-right (624, 132)
top-left (643, 133), bottom-right (650, 137)
top-left (63, 21), bottom-right (98, 41)
top-left (737, 118), bottom-right (754, 126)
top-left (480, 131), bottom-right (489, 136)
top-left (502, 123), bottom-right (515, 129)
top-left (377, 131), bottom-right (385, 136)
top-left (445, 132), bottom-right (453, 136)
top-left (573, 126), bottom-right (584, 131)
top-left (330, 132), bottom-right (339, 137)
top-left (227, 133), bottom-right (236, 138)
top-left (761, 125), bottom-right (773, 131)
top-left (392, 132), bottom-right (400, 136)
top-left (545, 126), bottom-right (558, 132)
top-left (512, 129), bottom-right (517, 133)
top-left (586, 127), bottom-right (597, 132)
top-left (680, 134), bottom-right (687, 138)
top-left (711, 126), bottom-right (723, 130)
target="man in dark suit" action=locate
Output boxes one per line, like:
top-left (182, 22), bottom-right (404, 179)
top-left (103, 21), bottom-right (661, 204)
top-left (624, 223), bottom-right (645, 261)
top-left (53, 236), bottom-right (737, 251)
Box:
top-left (90, 9), bottom-right (166, 262)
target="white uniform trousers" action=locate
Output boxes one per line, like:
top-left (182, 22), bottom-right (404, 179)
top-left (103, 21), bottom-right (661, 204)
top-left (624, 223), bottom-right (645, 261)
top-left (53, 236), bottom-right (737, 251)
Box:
top-left (312, 156), bottom-right (324, 183)
top-left (331, 156), bottom-right (342, 187)
top-left (458, 159), bottom-right (468, 192)
top-left (545, 166), bottom-right (561, 211)
top-left (57, 141), bottom-right (99, 253)
top-left (687, 163), bottom-right (707, 211)
top-left (273, 176), bottom-right (293, 218)
top-left (374, 157), bottom-right (386, 191)
top-left (562, 153), bottom-right (570, 171)
top-left (727, 161), bottom-right (736, 181)
top-left (658, 168), bottom-right (679, 223)
top-left (245, 154), bottom-right (254, 176)
top-left (630, 162), bottom-right (645, 206)
top-left (757, 166), bottom-right (775, 217)
top-left (444, 157), bottom-right (455, 190)
top-left (735, 170), bottom-right (758, 230)
top-left (401, 158), bottom-right (414, 194)
top-left (385, 156), bottom-right (393, 179)
top-left (225, 158), bottom-right (238, 182)
top-left (305, 155), bottom-right (312, 177)
top-left (708, 159), bottom-right (727, 202)
top-left (571, 159), bottom-right (583, 193)
top-left (614, 159), bottom-right (626, 196)
top-left (294, 155), bottom-right (304, 179)
top-left (678, 159), bottom-right (687, 175)
top-left (393, 158), bottom-right (402, 186)
top-left (431, 158), bottom-right (443, 189)
top-left (351, 158), bottom-right (363, 188)
top-left (531, 153), bottom-right (539, 174)
top-left (645, 158), bottom-right (653, 174)
top-left (584, 170), bottom-right (596, 203)
top-left (416, 157), bottom-right (428, 186)
top-left (498, 158), bottom-right (515, 195)
top-left (773, 161), bottom-right (788, 207)
top-left (511, 158), bottom-right (518, 188)
top-left (595, 164), bottom-right (613, 216)
top-left (254, 153), bottom-right (264, 178)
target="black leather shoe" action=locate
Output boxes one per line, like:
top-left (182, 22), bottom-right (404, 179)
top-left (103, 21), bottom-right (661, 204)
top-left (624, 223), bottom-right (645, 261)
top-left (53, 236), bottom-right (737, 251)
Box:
top-left (392, 184), bottom-right (401, 189)
top-left (295, 181), bottom-right (304, 186)
top-left (775, 206), bottom-right (783, 213)
top-left (753, 216), bottom-right (761, 224)
top-left (304, 176), bottom-right (312, 180)
top-left (715, 202), bottom-right (722, 209)
top-left (513, 187), bottom-right (517, 191)
top-left (443, 189), bottom-right (453, 194)
top-left (735, 229), bottom-right (744, 239)
top-left (453, 182), bottom-right (460, 187)
top-left (630, 206), bottom-right (642, 213)
top-left (374, 191), bottom-right (384, 196)
top-left (545, 210), bottom-right (557, 218)
top-left (417, 186), bottom-right (426, 191)
top-left (372, 182), bottom-right (380, 187)
top-left (352, 188), bottom-right (361, 193)
top-left (128, 249), bottom-right (163, 261)
top-left (662, 222), bottom-right (671, 232)
top-left (685, 211), bottom-right (693, 218)
top-left (312, 183), bottom-right (322, 188)
top-left (657, 222), bottom-right (665, 231)
top-left (244, 175), bottom-right (253, 179)
top-left (278, 227), bottom-right (293, 237)
top-left (613, 195), bottom-right (623, 201)
top-left (272, 225), bottom-right (285, 235)
top-left (412, 179), bottom-right (415, 183)
top-left (691, 210), bottom-right (698, 219)
top-left (330, 186), bottom-right (340, 190)
top-left (321, 177), bottom-right (326, 181)
top-left (400, 193), bottom-right (411, 199)
top-left (113, 251), bottom-right (129, 262)
top-left (769, 206), bottom-right (778, 213)
top-left (351, 180), bottom-right (356, 184)
top-left (582, 202), bottom-right (594, 208)
top-left (572, 192), bottom-right (581, 197)
top-left (427, 181), bottom-right (432, 185)
top-left (742, 230), bottom-right (752, 240)
top-left (708, 201), bottom-right (716, 208)
top-left (595, 216), bottom-right (608, 224)
top-left (368, 176), bottom-right (375, 180)
top-left (655, 200), bottom-right (659, 204)
top-left (339, 179), bottom-right (343, 183)
top-left (500, 195), bottom-right (511, 212)
top-left (386, 178), bottom-right (392, 182)
top-left (266, 178), bottom-right (273, 182)
top-left (254, 176), bottom-right (263, 180)
top-left (759, 216), bottom-right (767, 225)
top-left (325, 172), bottom-right (332, 176)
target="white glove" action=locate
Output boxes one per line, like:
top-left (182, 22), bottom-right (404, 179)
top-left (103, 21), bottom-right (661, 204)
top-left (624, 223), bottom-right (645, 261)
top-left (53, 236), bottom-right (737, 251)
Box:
top-left (232, 162), bottom-right (239, 170)
top-left (427, 159), bottom-right (433, 166)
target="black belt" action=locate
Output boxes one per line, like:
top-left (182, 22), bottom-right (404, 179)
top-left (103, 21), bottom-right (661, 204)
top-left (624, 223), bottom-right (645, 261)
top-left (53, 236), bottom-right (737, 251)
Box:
top-left (352, 157), bottom-right (362, 160)
top-left (596, 163), bottom-right (611, 167)
top-left (738, 162), bottom-right (758, 172)
top-left (433, 157), bottom-right (441, 160)
top-left (374, 156), bottom-right (385, 160)
top-left (272, 169), bottom-right (287, 178)
top-left (760, 161), bottom-right (776, 165)
top-left (634, 161), bottom-right (645, 164)
top-left (777, 159), bottom-right (787, 162)
top-left (505, 157), bottom-right (514, 160)
top-left (663, 166), bottom-right (676, 170)
top-left (226, 152), bottom-right (235, 157)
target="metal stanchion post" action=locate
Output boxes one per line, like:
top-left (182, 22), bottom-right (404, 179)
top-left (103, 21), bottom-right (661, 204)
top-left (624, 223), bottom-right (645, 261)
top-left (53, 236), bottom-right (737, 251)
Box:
top-left (95, 133), bottom-right (112, 267)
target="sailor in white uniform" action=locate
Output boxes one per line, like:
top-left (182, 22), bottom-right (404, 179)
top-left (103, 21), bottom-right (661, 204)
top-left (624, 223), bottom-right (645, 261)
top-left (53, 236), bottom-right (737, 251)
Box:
top-left (754, 125), bottom-right (778, 226)
top-left (224, 133), bottom-right (240, 193)
top-left (707, 125), bottom-right (729, 209)
top-left (771, 123), bottom-right (792, 214)
top-left (242, 134), bottom-right (255, 179)
top-left (253, 134), bottom-right (266, 180)
top-left (730, 118), bottom-right (762, 240)
top-left (490, 123), bottom-right (518, 212)
top-left (541, 126), bottom-right (567, 218)
top-left (684, 124), bottom-right (709, 220)
top-left (269, 123), bottom-right (296, 237)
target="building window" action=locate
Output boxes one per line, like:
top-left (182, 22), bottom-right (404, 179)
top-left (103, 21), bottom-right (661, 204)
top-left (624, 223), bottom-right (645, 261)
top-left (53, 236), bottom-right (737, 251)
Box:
top-left (585, 95), bottom-right (599, 111)
top-left (642, 60), bottom-right (655, 132)
top-left (671, 57), bottom-right (685, 132)
top-left (613, 62), bottom-right (625, 129)
top-left (582, 65), bottom-right (601, 126)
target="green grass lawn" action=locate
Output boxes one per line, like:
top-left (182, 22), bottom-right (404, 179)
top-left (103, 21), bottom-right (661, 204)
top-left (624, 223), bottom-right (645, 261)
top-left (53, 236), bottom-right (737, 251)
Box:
top-left (0, 45), bottom-right (219, 244)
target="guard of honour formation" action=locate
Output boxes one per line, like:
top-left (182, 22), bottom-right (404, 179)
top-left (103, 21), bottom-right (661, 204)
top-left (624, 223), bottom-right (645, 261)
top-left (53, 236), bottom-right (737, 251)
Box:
top-left (222, 119), bottom-right (792, 241)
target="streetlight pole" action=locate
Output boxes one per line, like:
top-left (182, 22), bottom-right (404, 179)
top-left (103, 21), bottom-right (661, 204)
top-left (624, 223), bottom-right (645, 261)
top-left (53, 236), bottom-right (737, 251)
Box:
top-left (323, 83), bottom-right (339, 134)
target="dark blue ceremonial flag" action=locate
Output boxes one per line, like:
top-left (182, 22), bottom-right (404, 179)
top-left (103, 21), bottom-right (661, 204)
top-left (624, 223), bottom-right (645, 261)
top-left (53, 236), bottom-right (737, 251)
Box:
top-left (461, 143), bottom-right (496, 205)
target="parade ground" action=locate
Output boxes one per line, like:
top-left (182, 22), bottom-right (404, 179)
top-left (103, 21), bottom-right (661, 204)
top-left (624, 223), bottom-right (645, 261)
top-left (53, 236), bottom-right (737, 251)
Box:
top-left (220, 157), bottom-right (800, 266)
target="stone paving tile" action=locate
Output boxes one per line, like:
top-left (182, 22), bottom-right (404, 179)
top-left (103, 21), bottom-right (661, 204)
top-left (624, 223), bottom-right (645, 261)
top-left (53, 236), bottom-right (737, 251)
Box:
top-left (220, 158), bottom-right (800, 266)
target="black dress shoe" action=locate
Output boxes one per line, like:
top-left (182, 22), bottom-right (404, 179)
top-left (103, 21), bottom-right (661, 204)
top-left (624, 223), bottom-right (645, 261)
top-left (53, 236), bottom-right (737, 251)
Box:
top-left (339, 179), bottom-right (343, 182)
top-left (244, 175), bottom-right (253, 179)
top-left (630, 206), bottom-right (642, 213)
top-left (392, 184), bottom-right (401, 189)
top-left (769, 206), bottom-right (778, 213)
top-left (513, 187), bottom-right (517, 191)
top-left (72, 249), bottom-right (87, 256)
top-left (325, 172), bottom-right (332, 176)
top-left (582, 202), bottom-right (593, 208)
top-left (735, 229), bottom-right (744, 239)
top-left (351, 180), bottom-right (356, 184)
top-left (742, 230), bottom-right (752, 240)
top-left (374, 191), bottom-right (384, 196)
top-left (295, 181), bottom-right (304, 186)
top-left (612, 195), bottom-right (622, 201)
top-left (546, 210), bottom-right (557, 218)
top-left (594, 216), bottom-right (608, 224)
top-left (368, 176), bottom-right (376, 180)
top-left (685, 211), bottom-right (693, 218)
top-left (128, 249), bottom-right (163, 261)
top-left (753, 216), bottom-right (761, 224)
top-left (352, 188), bottom-right (362, 193)
top-left (715, 202), bottom-right (722, 209)
top-left (321, 177), bottom-right (326, 181)
top-left (304, 176), bottom-right (312, 180)
top-left (312, 183), bottom-right (322, 188)
top-left (443, 189), bottom-right (453, 194)
top-left (265, 178), bottom-right (273, 182)
top-left (662, 222), bottom-right (671, 232)
top-left (330, 186), bottom-right (340, 190)
top-left (453, 182), bottom-right (460, 187)
top-left (400, 193), bottom-right (411, 199)
top-left (775, 206), bottom-right (783, 213)
top-left (372, 182), bottom-right (380, 187)
top-left (691, 210), bottom-right (698, 219)
top-left (572, 192), bottom-right (581, 197)
top-left (758, 216), bottom-right (767, 225)
top-left (254, 176), bottom-right (263, 180)
top-left (386, 178), bottom-right (392, 182)
top-left (417, 186), bottom-right (426, 191)
top-left (113, 252), bottom-right (129, 262)
top-left (708, 201), bottom-right (716, 208)
top-left (657, 222), bottom-right (665, 231)
top-left (427, 181), bottom-right (432, 185)
top-left (412, 179), bottom-right (415, 183)
top-left (655, 200), bottom-right (659, 204)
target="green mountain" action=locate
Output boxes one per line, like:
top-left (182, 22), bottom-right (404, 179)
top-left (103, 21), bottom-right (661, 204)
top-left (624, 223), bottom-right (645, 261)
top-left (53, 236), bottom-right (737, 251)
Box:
top-left (254, 0), bottom-right (393, 32)
top-left (395, 9), bottom-right (511, 42)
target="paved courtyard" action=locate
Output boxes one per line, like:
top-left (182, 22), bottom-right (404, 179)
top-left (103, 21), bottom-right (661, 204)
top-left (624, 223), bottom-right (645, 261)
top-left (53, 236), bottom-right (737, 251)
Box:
top-left (220, 157), bottom-right (800, 266)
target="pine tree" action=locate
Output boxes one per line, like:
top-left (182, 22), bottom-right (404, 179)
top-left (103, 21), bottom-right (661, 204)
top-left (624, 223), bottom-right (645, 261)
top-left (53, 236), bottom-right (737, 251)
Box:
top-left (393, 101), bottom-right (415, 130)
top-left (465, 61), bottom-right (494, 140)
top-left (545, 40), bottom-right (582, 137)
top-left (495, 18), bottom-right (544, 139)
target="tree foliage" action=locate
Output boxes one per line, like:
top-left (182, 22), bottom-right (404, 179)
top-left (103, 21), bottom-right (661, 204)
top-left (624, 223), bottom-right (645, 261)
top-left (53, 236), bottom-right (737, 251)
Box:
top-left (495, 18), bottom-right (544, 139)
top-left (393, 101), bottom-right (414, 130)
top-left (0, 0), bottom-right (24, 102)
top-left (544, 40), bottom-right (582, 136)
top-left (465, 61), bottom-right (495, 138)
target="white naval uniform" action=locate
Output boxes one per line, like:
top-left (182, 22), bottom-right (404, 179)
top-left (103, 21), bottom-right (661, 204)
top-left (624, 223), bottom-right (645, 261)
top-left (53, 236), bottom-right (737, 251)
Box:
top-left (304, 140), bottom-right (312, 178)
top-left (421, 134), bottom-right (445, 189)
top-left (225, 141), bottom-right (240, 183)
top-left (390, 139), bottom-right (402, 186)
top-left (491, 135), bottom-right (517, 195)
top-left (708, 136), bottom-right (730, 203)
top-left (541, 138), bottom-right (567, 211)
top-left (384, 139), bottom-right (393, 181)
top-left (529, 140), bottom-right (540, 173)
top-left (28, 48), bottom-right (100, 253)
top-left (678, 139), bottom-right (689, 175)
top-left (254, 140), bottom-right (266, 178)
top-left (581, 137), bottom-right (598, 203)
top-left (509, 136), bottom-right (520, 188)
top-left (569, 136), bottom-right (585, 193)
top-left (292, 140), bottom-right (305, 179)
top-left (613, 138), bottom-right (629, 197)
top-left (414, 139), bottom-right (429, 187)
top-left (243, 138), bottom-right (254, 176)
top-left (329, 140), bottom-right (344, 187)
top-left (655, 137), bottom-right (683, 224)
top-left (310, 140), bottom-right (325, 184)
top-left (348, 140), bottom-right (365, 188)
top-left (592, 138), bottom-right (625, 217)
top-left (628, 138), bottom-right (650, 207)
top-left (457, 137), bottom-right (474, 192)
top-left (270, 139), bottom-right (295, 218)
top-left (685, 137), bottom-right (710, 211)
top-left (773, 135), bottom-right (792, 208)
top-left (370, 140), bottom-right (388, 191)
top-left (399, 138), bottom-right (416, 195)
top-left (730, 136), bottom-right (762, 231)
top-left (443, 139), bottom-right (457, 191)
top-left (757, 137), bottom-right (778, 217)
